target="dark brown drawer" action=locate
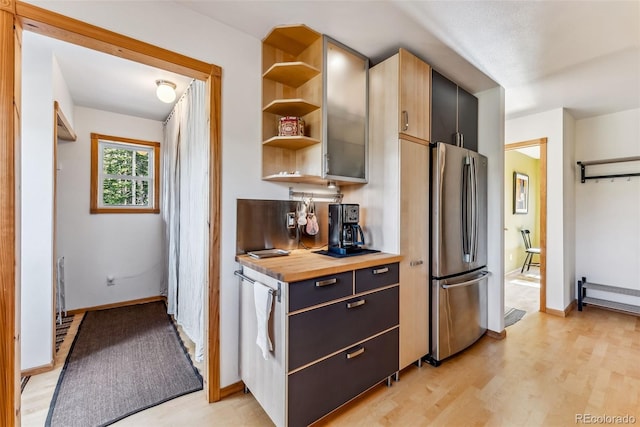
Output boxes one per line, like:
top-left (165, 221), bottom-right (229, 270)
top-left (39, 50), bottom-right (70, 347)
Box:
top-left (289, 271), bottom-right (353, 312)
top-left (288, 286), bottom-right (398, 371)
top-left (355, 262), bottom-right (399, 293)
top-left (288, 328), bottom-right (399, 427)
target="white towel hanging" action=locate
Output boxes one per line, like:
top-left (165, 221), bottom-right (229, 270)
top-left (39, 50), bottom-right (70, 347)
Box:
top-left (253, 282), bottom-right (274, 360)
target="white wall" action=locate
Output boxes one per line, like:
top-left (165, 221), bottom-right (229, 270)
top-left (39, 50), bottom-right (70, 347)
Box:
top-left (27, 0), bottom-right (290, 387)
top-left (505, 108), bottom-right (571, 312)
top-left (575, 108), bottom-right (640, 303)
top-left (57, 107), bottom-right (165, 310)
top-left (562, 111), bottom-right (576, 304)
top-left (52, 54), bottom-right (74, 129)
top-left (477, 86), bottom-right (506, 333)
top-left (21, 31), bottom-right (55, 370)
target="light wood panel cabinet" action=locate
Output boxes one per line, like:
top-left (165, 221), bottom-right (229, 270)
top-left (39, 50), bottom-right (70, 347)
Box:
top-left (399, 49), bottom-right (431, 141)
top-left (398, 139), bottom-right (429, 369)
top-left (261, 25), bottom-right (369, 185)
top-left (344, 48), bottom-right (430, 371)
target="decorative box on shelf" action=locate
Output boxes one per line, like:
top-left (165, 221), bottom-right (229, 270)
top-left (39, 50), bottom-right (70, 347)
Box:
top-left (279, 116), bottom-right (305, 136)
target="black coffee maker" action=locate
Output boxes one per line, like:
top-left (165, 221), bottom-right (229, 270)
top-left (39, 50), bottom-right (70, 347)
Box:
top-left (328, 204), bottom-right (365, 255)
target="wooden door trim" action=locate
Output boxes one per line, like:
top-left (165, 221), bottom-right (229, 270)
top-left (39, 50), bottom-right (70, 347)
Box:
top-left (505, 138), bottom-right (548, 312)
top-left (1, 4), bottom-right (223, 423)
top-left (1, 4), bottom-right (19, 425)
top-left (15, 2), bottom-right (220, 80)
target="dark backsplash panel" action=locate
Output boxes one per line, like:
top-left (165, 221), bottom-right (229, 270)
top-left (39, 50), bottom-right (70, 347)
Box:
top-left (236, 199), bottom-right (329, 254)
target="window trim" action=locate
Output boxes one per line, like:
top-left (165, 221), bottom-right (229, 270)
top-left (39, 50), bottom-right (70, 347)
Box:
top-left (90, 133), bottom-right (160, 214)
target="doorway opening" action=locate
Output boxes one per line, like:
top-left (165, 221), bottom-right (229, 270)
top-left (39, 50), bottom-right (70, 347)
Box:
top-left (504, 138), bottom-right (547, 320)
top-left (3, 4), bottom-right (222, 422)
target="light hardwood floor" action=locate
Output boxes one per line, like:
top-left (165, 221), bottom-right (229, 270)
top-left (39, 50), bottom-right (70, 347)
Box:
top-left (22, 303), bottom-right (640, 426)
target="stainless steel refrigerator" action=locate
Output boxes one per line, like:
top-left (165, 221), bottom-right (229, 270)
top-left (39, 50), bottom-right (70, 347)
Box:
top-left (428, 142), bottom-right (489, 366)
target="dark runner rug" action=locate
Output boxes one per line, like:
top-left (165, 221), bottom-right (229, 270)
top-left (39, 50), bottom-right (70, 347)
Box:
top-left (46, 301), bottom-right (202, 427)
top-left (504, 307), bottom-right (526, 327)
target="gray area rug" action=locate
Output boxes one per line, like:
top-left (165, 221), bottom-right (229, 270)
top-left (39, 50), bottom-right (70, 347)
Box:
top-left (504, 307), bottom-right (526, 327)
top-left (46, 301), bottom-right (202, 427)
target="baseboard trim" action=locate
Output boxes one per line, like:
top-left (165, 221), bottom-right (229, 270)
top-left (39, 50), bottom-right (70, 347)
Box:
top-left (485, 329), bottom-right (507, 340)
top-left (545, 300), bottom-right (577, 318)
top-left (21, 361), bottom-right (54, 377)
top-left (66, 295), bottom-right (166, 315)
top-left (220, 381), bottom-right (245, 398)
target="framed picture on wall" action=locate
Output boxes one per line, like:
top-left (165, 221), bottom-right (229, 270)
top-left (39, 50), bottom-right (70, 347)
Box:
top-left (513, 172), bottom-right (529, 214)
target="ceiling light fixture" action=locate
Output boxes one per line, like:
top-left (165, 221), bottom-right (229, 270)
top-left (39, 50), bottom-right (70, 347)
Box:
top-left (327, 180), bottom-right (337, 189)
top-left (155, 79), bottom-right (176, 103)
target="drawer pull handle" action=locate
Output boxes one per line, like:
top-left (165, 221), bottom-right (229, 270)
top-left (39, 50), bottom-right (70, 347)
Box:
top-left (346, 347), bottom-right (365, 359)
top-left (315, 278), bottom-right (337, 287)
top-left (410, 260), bottom-right (424, 267)
top-left (346, 299), bottom-right (366, 309)
top-left (373, 267), bottom-right (389, 275)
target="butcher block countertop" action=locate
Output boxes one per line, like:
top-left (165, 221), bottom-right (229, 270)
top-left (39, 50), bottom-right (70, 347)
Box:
top-left (236, 249), bottom-right (402, 283)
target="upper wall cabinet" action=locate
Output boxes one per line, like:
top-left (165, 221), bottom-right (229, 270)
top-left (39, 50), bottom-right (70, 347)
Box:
top-left (431, 70), bottom-right (478, 152)
top-left (398, 49), bottom-right (431, 142)
top-left (261, 24), bottom-right (369, 185)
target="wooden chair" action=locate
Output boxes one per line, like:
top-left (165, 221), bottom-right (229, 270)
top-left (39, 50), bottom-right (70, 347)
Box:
top-left (520, 229), bottom-right (540, 273)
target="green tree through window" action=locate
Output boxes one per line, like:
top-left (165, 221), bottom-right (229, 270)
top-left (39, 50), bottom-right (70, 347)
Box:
top-left (90, 133), bottom-right (160, 214)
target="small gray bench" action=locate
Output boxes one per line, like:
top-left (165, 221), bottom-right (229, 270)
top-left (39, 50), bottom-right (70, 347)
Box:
top-left (578, 277), bottom-right (640, 315)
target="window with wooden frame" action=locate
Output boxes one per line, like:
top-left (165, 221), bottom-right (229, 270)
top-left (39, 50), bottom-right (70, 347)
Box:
top-left (90, 133), bottom-right (160, 214)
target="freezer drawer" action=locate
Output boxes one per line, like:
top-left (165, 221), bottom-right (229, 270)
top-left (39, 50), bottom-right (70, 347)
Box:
top-left (431, 271), bottom-right (488, 362)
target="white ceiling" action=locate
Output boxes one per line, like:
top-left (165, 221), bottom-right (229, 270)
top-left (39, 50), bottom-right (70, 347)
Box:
top-left (26, 32), bottom-right (193, 122)
top-left (29, 1), bottom-right (640, 122)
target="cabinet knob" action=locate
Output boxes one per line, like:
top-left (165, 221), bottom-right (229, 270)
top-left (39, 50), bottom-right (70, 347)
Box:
top-left (402, 110), bottom-right (409, 131)
top-left (410, 260), bottom-right (424, 267)
top-left (372, 267), bottom-right (389, 275)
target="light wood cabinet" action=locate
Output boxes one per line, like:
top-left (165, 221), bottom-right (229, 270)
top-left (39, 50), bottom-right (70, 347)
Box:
top-left (262, 24), bottom-right (323, 183)
top-left (398, 139), bottom-right (429, 369)
top-left (344, 48), bottom-right (430, 371)
top-left (261, 25), bottom-right (368, 185)
top-left (399, 49), bottom-right (431, 141)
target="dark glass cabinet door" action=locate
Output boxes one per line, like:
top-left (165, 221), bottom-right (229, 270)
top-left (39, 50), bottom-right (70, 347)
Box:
top-left (430, 70), bottom-right (457, 146)
top-left (458, 87), bottom-right (478, 152)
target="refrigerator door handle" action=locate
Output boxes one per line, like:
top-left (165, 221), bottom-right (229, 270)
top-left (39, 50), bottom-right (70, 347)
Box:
top-left (462, 156), bottom-right (472, 262)
top-left (441, 271), bottom-right (490, 289)
top-left (471, 156), bottom-right (479, 262)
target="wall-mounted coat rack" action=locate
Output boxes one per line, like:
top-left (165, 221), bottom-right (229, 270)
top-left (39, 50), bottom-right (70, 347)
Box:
top-left (577, 156), bottom-right (640, 183)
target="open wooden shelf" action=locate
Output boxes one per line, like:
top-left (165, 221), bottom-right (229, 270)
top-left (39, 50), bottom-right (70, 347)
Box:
top-left (263, 24), bottom-right (321, 55)
top-left (263, 135), bottom-right (320, 150)
top-left (263, 62), bottom-right (320, 88)
top-left (263, 99), bottom-right (320, 116)
top-left (262, 173), bottom-right (326, 185)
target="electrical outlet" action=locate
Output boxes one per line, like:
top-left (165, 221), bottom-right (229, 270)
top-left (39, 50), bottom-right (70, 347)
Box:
top-left (286, 212), bottom-right (296, 229)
